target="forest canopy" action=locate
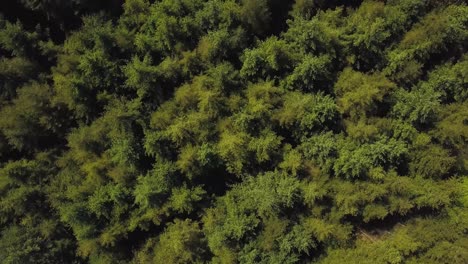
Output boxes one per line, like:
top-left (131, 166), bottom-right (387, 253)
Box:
top-left (0, 0), bottom-right (467, 263)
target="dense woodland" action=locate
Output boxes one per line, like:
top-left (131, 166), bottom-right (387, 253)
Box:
top-left (0, 0), bottom-right (467, 263)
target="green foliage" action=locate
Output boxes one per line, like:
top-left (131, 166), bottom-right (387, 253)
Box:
top-left (0, 57), bottom-right (37, 101)
top-left (153, 219), bottom-right (209, 263)
top-left (335, 68), bottom-right (396, 119)
top-left (0, 20), bottom-right (44, 57)
top-left (0, 18), bottom-right (57, 101)
top-left (320, 218), bottom-right (468, 264)
top-left (432, 103), bottom-right (468, 151)
top-left (283, 54), bottom-right (333, 92)
top-left (203, 171), bottom-right (304, 262)
top-left (0, 0), bottom-right (467, 263)
top-left (343, 0), bottom-right (427, 70)
top-left (385, 4), bottom-right (468, 85)
top-left (421, 56), bottom-right (468, 103)
top-left (333, 137), bottom-right (408, 179)
top-left (275, 91), bottom-right (338, 140)
top-left (134, 163), bottom-right (175, 210)
top-left (0, 83), bottom-right (68, 151)
top-left (53, 15), bottom-right (123, 121)
top-left (0, 153), bottom-right (82, 263)
top-left (240, 37), bottom-right (296, 81)
top-left (283, 8), bottom-right (344, 57)
top-left (392, 86), bottom-right (441, 127)
top-left (240, 0), bottom-right (271, 36)
top-left (134, 0), bottom-right (204, 56)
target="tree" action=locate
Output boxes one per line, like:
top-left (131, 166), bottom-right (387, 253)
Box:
top-left (283, 55), bottom-right (333, 92)
top-left (421, 56), bottom-right (468, 103)
top-left (0, 0), bottom-right (467, 263)
top-left (0, 154), bottom-right (82, 264)
top-left (0, 83), bottom-right (69, 152)
top-left (391, 86), bottom-right (441, 129)
top-left (334, 68), bottom-right (396, 120)
top-left (152, 219), bottom-right (209, 263)
top-left (385, 5), bottom-right (468, 85)
top-left (240, 37), bottom-right (297, 82)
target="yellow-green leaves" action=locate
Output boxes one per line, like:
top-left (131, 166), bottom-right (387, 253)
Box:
top-left (335, 68), bottom-right (395, 120)
top-left (1, 0), bottom-right (468, 263)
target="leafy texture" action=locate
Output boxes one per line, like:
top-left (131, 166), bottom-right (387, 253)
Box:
top-left (0, 0), bottom-right (467, 263)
